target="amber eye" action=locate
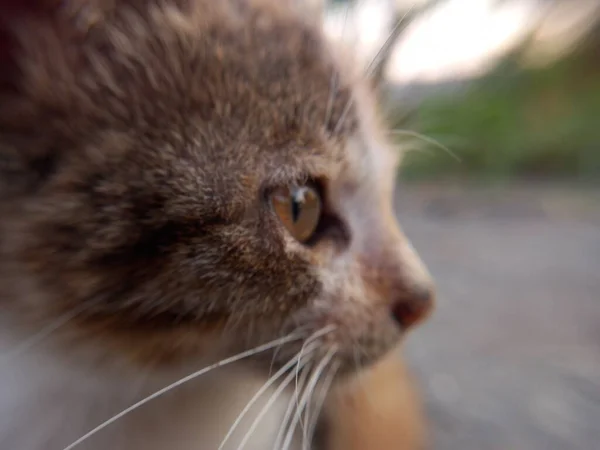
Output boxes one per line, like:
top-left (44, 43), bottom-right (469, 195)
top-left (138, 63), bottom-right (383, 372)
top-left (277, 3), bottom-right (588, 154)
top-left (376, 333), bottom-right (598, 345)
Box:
top-left (270, 184), bottom-right (322, 243)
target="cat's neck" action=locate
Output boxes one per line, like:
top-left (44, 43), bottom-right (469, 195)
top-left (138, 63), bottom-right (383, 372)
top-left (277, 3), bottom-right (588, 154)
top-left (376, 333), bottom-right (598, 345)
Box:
top-left (0, 333), bottom-right (297, 450)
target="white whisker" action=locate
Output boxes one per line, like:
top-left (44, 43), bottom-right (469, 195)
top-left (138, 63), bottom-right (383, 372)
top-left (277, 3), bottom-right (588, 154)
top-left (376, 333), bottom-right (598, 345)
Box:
top-left (61, 333), bottom-right (303, 450)
top-left (333, 97), bottom-right (354, 135)
top-left (323, 71), bottom-right (338, 134)
top-left (282, 346), bottom-right (338, 450)
top-left (272, 362), bottom-right (313, 450)
top-left (0, 304), bottom-right (89, 364)
top-left (304, 359), bottom-right (341, 450)
top-left (397, 144), bottom-right (435, 155)
top-left (268, 325), bottom-right (309, 377)
top-left (329, 0), bottom-right (357, 137)
top-left (294, 326), bottom-right (336, 425)
top-left (234, 358), bottom-right (311, 450)
top-left (218, 343), bottom-right (318, 450)
top-left (364, 5), bottom-right (415, 78)
top-left (390, 129), bottom-right (461, 162)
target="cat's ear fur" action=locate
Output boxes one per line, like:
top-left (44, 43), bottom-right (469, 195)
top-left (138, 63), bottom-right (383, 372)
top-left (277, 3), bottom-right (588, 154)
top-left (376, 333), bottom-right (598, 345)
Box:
top-left (299, 0), bottom-right (326, 21)
top-left (0, 0), bottom-right (77, 88)
top-left (286, 0), bottom-right (326, 27)
top-left (0, 0), bottom-right (80, 196)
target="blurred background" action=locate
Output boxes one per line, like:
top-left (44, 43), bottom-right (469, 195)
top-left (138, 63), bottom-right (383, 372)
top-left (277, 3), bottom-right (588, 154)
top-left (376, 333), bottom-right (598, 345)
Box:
top-left (322, 0), bottom-right (600, 449)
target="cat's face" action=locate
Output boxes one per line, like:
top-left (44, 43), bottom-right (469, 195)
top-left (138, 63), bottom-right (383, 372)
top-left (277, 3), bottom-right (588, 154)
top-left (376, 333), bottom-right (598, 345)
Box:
top-left (0, 0), bottom-right (433, 373)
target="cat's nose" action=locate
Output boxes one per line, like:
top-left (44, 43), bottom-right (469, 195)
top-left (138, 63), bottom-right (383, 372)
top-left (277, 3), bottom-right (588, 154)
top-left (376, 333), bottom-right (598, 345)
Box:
top-left (357, 211), bottom-right (435, 330)
top-left (390, 281), bottom-right (435, 330)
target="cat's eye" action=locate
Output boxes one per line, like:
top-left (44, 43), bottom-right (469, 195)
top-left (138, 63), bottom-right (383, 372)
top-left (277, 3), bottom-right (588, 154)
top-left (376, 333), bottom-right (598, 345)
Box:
top-left (270, 184), bottom-right (322, 243)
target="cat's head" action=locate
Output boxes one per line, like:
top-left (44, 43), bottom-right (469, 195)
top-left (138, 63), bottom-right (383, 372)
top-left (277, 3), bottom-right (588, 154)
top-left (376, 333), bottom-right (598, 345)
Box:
top-left (0, 0), bottom-right (434, 373)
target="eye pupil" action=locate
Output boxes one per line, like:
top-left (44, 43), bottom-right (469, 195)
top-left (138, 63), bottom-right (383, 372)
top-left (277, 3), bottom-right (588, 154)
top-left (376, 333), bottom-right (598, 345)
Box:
top-left (270, 184), bottom-right (322, 244)
top-left (291, 196), bottom-right (301, 222)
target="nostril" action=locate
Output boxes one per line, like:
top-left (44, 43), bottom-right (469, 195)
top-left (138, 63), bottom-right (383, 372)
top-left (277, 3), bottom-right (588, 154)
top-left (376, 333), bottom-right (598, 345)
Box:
top-left (390, 285), bottom-right (434, 330)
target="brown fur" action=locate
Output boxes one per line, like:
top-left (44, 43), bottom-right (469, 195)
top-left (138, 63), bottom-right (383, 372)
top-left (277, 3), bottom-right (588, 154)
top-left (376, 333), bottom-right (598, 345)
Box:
top-left (0, 0), bottom-right (434, 448)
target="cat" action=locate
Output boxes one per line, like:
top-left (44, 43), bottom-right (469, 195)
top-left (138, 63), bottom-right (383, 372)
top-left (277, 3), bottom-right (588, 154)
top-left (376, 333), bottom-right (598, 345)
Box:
top-left (0, 0), bottom-right (434, 449)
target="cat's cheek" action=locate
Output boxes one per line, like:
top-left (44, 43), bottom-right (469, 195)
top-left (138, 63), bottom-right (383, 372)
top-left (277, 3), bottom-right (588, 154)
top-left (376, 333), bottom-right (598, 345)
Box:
top-left (296, 267), bottom-right (401, 372)
top-left (91, 325), bottom-right (229, 368)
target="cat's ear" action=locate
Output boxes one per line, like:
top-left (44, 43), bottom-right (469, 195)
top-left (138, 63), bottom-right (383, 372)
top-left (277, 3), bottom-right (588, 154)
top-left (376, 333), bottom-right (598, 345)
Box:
top-left (0, 0), bottom-right (68, 92)
top-left (288, 0), bottom-right (326, 26)
top-left (0, 0), bottom-right (70, 195)
top-left (301, 0), bottom-right (326, 22)
top-left (0, 0), bottom-right (108, 90)
top-left (0, 0), bottom-right (37, 90)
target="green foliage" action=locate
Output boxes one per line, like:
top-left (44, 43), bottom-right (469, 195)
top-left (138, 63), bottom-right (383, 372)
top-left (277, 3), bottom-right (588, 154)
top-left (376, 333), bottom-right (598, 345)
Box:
top-left (393, 55), bottom-right (600, 181)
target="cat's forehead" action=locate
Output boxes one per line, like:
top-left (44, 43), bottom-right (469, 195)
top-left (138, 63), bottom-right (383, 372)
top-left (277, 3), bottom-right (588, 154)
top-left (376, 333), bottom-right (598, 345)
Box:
top-left (70, 0), bottom-right (358, 135)
top-left (5, 0), bottom-right (389, 199)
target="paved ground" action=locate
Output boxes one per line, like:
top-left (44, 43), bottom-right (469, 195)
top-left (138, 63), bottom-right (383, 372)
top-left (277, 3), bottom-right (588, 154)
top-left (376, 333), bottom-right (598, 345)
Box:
top-left (396, 182), bottom-right (600, 450)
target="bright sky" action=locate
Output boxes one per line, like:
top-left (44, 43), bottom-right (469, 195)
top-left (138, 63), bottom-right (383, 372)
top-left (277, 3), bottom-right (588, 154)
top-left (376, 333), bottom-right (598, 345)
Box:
top-left (324, 0), bottom-right (599, 84)
top-left (389, 0), bottom-right (537, 83)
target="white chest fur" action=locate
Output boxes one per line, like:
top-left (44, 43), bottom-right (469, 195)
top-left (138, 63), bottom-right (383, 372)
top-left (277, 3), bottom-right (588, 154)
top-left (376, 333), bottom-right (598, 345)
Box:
top-left (0, 340), bottom-right (300, 450)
